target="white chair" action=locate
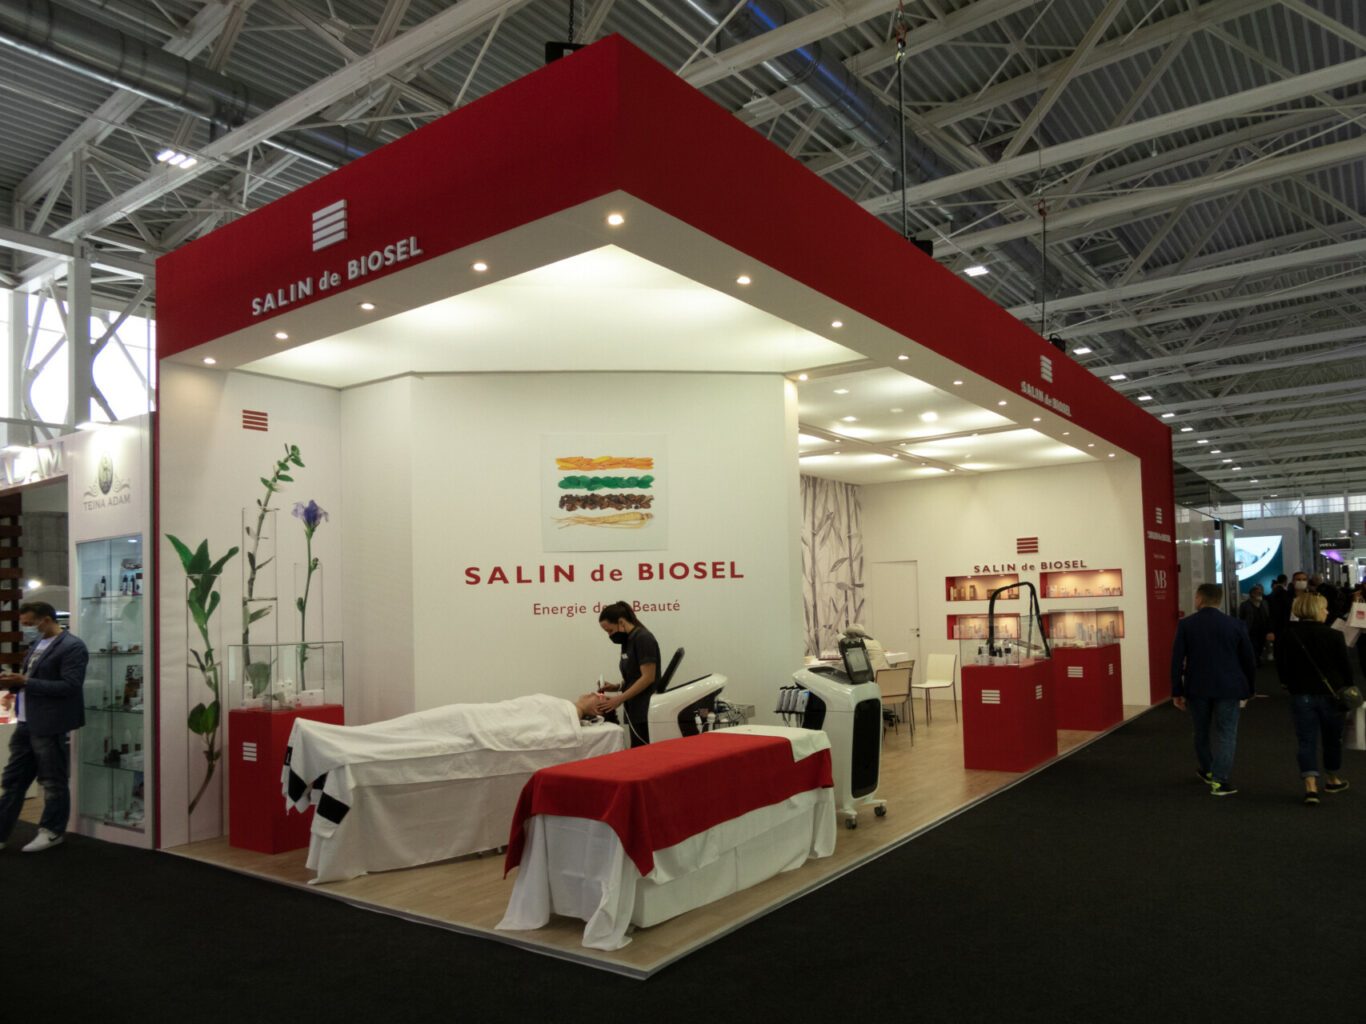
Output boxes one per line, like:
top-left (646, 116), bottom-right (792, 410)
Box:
top-left (912, 653), bottom-right (958, 724)
top-left (875, 667), bottom-right (912, 739)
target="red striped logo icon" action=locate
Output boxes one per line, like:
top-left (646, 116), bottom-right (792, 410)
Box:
top-left (1017, 537), bottom-right (1039, 554)
top-left (243, 410), bottom-right (268, 432)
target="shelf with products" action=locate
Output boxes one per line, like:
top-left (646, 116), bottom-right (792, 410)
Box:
top-left (1042, 608), bottom-right (1124, 647)
top-left (948, 613), bottom-right (1020, 641)
top-left (75, 533), bottom-right (147, 833)
top-left (1039, 568), bottom-right (1123, 599)
top-left (944, 574), bottom-right (1020, 603)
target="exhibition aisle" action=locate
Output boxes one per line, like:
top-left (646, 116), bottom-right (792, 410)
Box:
top-left (10, 671), bottom-right (1364, 1022)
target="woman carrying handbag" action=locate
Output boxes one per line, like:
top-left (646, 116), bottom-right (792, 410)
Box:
top-left (1273, 592), bottom-right (1354, 805)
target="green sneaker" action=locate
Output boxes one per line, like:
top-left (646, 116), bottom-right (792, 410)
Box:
top-left (1195, 769), bottom-right (1215, 786)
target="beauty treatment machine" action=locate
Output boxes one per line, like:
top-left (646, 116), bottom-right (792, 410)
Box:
top-left (782, 638), bottom-right (885, 827)
top-left (647, 648), bottom-right (729, 741)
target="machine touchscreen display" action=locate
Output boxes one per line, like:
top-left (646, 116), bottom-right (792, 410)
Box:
top-left (841, 643), bottom-right (873, 684)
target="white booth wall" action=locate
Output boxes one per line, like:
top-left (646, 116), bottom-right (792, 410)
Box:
top-left (860, 458), bottom-right (1152, 707)
top-left (160, 365), bottom-right (805, 846)
top-left (341, 371), bottom-right (805, 717)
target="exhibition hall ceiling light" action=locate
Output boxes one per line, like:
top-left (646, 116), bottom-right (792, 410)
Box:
top-left (1137, 395), bottom-right (1153, 402)
top-left (1109, 373), bottom-right (1127, 381)
top-left (1196, 439), bottom-right (1209, 444)
top-left (156, 148), bottom-right (198, 168)
top-left (1161, 412), bottom-right (1175, 418)
top-left (1073, 346), bottom-right (1093, 355)
top-left (964, 265), bottom-right (989, 277)
top-left (1180, 426), bottom-right (1193, 432)
top-left (834, 388), bottom-right (849, 394)
top-left (1211, 449), bottom-right (1222, 454)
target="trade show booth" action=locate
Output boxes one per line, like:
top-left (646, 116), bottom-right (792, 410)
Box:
top-left (151, 36), bottom-right (1176, 858)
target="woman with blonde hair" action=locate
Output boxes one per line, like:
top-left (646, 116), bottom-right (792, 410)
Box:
top-left (1273, 592), bottom-right (1352, 804)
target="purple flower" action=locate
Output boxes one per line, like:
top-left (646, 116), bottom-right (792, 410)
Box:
top-left (292, 500), bottom-right (328, 534)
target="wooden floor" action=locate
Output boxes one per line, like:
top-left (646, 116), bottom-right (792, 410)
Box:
top-left (157, 704), bottom-right (1151, 977)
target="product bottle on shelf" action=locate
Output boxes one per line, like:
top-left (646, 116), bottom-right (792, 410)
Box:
top-left (99, 575), bottom-right (107, 597)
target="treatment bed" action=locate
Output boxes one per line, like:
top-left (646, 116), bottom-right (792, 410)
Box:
top-left (282, 694), bottom-right (625, 883)
top-left (497, 725), bottom-right (836, 950)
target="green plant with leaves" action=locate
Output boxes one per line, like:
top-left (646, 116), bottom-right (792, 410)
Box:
top-left (242, 444), bottom-right (304, 697)
top-left (168, 535), bottom-right (239, 814)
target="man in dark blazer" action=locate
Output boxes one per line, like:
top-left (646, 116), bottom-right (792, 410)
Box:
top-left (0, 601), bottom-right (89, 852)
top-left (1171, 583), bottom-right (1257, 796)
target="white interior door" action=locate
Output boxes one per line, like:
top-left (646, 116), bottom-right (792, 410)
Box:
top-left (866, 561), bottom-right (921, 682)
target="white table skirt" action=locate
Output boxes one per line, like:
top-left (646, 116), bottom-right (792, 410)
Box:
top-left (305, 723), bottom-right (625, 883)
top-left (497, 786), bottom-right (836, 950)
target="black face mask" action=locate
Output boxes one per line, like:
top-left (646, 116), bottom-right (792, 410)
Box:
top-left (608, 631), bottom-right (629, 646)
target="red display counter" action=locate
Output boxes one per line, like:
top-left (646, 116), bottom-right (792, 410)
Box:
top-left (228, 705), bottom-right (344, 854)
top-left (1052, 646), bottom-right (1123, 731)
top-left (962, 660), bottom-right (1057, 772)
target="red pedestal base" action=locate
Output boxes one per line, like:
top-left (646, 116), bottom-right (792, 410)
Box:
top-left (228, 705), bottom-right (344, 854)
top-left (962, 660), bottom-right (1057, 772)
top-left (1052, 646), bottom-right (1123, 731)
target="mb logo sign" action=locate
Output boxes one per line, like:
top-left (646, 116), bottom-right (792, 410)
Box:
top-left (1153, 569), bottom-right (1168, 590)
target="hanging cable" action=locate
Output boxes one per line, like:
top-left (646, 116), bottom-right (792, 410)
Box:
top-left (568, 0), bottom-right (575, 44)
top-left (1038, 196), bottom-right (1048, 336)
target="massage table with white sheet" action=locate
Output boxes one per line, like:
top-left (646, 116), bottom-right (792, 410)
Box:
top-left (281, 694), bottom-right (626, 883)
top-left (497, 725), bottom-right (836, 950)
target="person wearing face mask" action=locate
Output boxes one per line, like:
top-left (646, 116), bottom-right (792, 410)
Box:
top-left (1238, 584), bottom-right (1272, 672)
top-left (0, 601), bottom-right (89, 852)
top-left (595, 601), bottom-right (661, 747)
top-left (1268, 571), bottom-right (1306, 639)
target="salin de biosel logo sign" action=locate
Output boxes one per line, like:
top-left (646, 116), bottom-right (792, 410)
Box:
top-left (83, 452), bottom-right (132, 511)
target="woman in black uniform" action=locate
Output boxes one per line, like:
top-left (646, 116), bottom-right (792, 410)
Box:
top-left (597, 601), bottom-right (661, 747)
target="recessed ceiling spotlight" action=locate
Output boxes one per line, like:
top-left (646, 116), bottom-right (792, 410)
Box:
top-left (842, 416), bottom-right (857, 422)
top-left (1161, 412), bottom-right (1175, 419)
top-left (736, 274), bottom-right (752, 285)
top-left (274, 331), bottom-right (288, 340)
top-left (997, 400), bottom-right (1007, 406)
top-left (832, 450), bottom-right (841, 455)
top-left (1137, 395), bottom-right (1153, 402)
top-left (1031, 417), bottom-right (1041, 422)
top-left (1062, 431), bottom-right (1070, 436)
top-left (831, 320), bottom-right (843, 329)
top-left (472, 261), bottom-right (488, 272)
top-left (796, 374), bottom-right (808, 382)
top-left (1087, 443), bottom-right (1095, 448)
top-left (898, 354), bottom-right (909, 361)
top-left (606, 212), bottom-right (625, 226)
top-left (1073, 346), bottom-right (1093, 355)
top-left (1107, 453), bottom-right (1116, 458)
top-left (1109, 373), bottom-right (1127, 381)
top-left (921, 412), bottom-right (938, 422)
top-left (952, 379), bottom-right (963, 386)
top-left (359, 301), bottom-right (376, 311)
top-left (964, 265), bottom-right (989, 277)
top-left (834, 388), bottom-right (849, 395)
top-left (202, 357), bottom-right (216, 365)
top-left (890, 407), bottom-right (903, 414)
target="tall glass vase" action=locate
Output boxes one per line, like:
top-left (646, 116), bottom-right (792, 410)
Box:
top-left (185, 572), bottom-right (225, 842)
top-left (240, 508), bottom-right (278, 701)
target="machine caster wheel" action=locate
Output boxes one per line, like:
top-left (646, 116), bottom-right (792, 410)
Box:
top-left (874, 805), bottom-right (886, 817)
top-left (845, 818), bottom-right (858, 830)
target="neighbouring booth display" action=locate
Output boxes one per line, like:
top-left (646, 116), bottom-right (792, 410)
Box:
top-left (281, 693), bottom-right (625, 883)
top-left (1045, 608), bottom-right (1124, 731)
top-left (76, 534), bottom-right (147, 829)
top-left (961, 583), bottom-right (1056, 772)
top-left (498, 726), bottom-right (835, 950)
top-left (784, 637), bottom-right (885, 827)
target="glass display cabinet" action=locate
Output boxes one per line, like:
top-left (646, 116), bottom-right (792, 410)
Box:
top-left (959, 581), bottom-right (1056, 772)
top-left (75, 534), bottom-right (147, 830)
top-left (1043, 608), bottom-right (1124, 647)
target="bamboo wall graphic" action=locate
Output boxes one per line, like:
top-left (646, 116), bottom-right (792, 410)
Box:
top-left (800, 475), bottom-right (864, 656)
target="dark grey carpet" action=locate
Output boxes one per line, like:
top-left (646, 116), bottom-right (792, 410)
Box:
top-left (7, 664), bottom-right (1362, 1022)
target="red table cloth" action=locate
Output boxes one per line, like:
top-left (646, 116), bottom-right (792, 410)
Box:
top-left (505, 731), bottom-right (833, 877)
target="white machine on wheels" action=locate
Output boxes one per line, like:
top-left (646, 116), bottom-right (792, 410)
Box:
top-left (783, 638), bottom-right (885, 828)
top-left (645, 647), bottom-right (730, 742)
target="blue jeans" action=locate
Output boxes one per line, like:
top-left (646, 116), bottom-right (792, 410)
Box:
top-left (1289, 693), bottom-right (1345, 777)
top-left (1188, 696), bottom-right (1241, 784)
top-left (0, 723), bottom-right (71, 840)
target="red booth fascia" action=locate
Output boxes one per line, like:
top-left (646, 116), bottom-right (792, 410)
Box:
top-left (155, 35), bottom-right (1177, 708)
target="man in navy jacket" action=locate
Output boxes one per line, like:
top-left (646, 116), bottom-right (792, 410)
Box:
top-left (0, 601), bottom-right (89, 852)
top-left (1171, 583), bottom-right (1257, 796)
